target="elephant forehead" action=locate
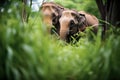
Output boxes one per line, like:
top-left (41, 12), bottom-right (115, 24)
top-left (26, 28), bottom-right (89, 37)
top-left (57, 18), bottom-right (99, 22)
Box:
top-left (60, 16), bottom-right (73, 24)
top-left (42, 3), bottom-right (56, 7)
top-left (62, 11), bottom-right (72, 16)
top-left (63, 10), bottom-right (77, 15)
top-left (60, 11), bottom-right (75, 20)
top-left (41, 3), bottom-right (56, 11)
top-left (41, 6), bottom-right (58, 17)
top-left (41, 5), bottom-right (53, 11)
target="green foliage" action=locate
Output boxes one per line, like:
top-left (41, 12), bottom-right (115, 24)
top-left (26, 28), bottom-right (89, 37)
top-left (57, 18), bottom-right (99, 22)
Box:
top-left (0, 1), bottom-right (120, 80)
top-left (54, 0), bottom-right (100, 18)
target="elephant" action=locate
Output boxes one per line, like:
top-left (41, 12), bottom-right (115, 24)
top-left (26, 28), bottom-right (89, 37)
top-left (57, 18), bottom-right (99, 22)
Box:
top-left (78, 11), bottom-right (99, 33)
top-left (59, 10), bottom-right (99, 42)
top-left (40, 2), bottom-right (65, 34)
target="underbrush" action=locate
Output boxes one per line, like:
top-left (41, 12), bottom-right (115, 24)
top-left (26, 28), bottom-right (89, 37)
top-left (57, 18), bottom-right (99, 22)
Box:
top-left (0, 3), bottom-right (120, 80)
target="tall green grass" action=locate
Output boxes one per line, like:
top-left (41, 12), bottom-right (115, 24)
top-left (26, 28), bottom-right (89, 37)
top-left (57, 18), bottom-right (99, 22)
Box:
top-left (0, 2), bottom-right (120, 80)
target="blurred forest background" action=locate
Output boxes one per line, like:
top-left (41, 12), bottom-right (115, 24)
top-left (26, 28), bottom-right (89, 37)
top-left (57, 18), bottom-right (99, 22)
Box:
top-left (54, 0), bottom-right (100, 18)
top-left (0, 0), bottom-right (120, 80)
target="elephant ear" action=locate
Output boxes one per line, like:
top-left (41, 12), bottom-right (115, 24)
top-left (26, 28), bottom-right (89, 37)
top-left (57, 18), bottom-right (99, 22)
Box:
top-left (56, 5), bottom-right (65, 19)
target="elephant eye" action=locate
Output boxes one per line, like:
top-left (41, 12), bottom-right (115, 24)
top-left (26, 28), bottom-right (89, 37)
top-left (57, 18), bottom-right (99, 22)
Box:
top-left (70, 20), bottom-right (75, 26)
top-left (79, 14), bottom-right (85, 20)
top-left (52, 13), bottom-right (57, 24)
top-left (79, 13), bottom-right (85, 16)
top-left (70, 20), bottom-right (75, 29)
top-left (52, 13), bottom-right (56, 20)
top-left (52, 13), bottom-right (56, 18)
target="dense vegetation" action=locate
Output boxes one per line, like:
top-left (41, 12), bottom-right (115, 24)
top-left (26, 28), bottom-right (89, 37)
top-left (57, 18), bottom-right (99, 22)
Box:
top-left (0, 0), bottom-right (120, 80)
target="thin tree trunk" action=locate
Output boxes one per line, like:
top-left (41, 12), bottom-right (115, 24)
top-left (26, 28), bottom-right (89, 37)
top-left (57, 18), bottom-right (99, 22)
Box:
top-left (26, 0), bottom-right (32, 22)
top-left (22, 0), bottom-right (27, 22)
top-left (22, 0), bottom-right (32, 23)
top-left (96, 0), bottom-right (106, 39)
top-left (107, 0), bottom-right (120, 27)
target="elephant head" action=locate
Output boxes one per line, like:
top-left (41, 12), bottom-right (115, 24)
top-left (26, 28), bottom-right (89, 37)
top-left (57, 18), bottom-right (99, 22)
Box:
top-left (40, 2), bottom-right (65, 34)
top-left (59, 10), bottom-right (87, 42)
top-left (59, 10), bottom-right (99, 42)
top-left (78, 11), bottom-right (99, 34)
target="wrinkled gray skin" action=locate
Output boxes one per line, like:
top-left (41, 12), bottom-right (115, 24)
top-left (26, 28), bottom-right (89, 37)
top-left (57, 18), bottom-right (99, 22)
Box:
top-left (59, 10), bottom-right (99, 42)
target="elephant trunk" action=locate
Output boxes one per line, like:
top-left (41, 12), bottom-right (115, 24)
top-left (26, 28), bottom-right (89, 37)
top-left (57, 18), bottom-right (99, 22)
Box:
top-left (60, 26), bottom-right (69, 41)
top-left (59, 16), bottom-right (72, 41)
